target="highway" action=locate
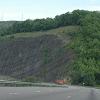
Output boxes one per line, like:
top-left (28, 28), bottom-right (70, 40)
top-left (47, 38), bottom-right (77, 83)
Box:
top-left (0, 86), bottom-right (100, 100)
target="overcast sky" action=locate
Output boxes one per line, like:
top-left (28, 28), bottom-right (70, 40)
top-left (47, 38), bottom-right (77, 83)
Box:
top-left (0, 0), bottom-right (100, 21)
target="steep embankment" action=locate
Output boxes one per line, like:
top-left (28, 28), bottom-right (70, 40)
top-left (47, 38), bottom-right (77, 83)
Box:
top-left (0, 26), bottom-right (79, 82)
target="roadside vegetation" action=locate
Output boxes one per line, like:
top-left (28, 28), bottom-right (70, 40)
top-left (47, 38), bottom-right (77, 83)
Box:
top-left (69, 12), bottom-right (100, 86)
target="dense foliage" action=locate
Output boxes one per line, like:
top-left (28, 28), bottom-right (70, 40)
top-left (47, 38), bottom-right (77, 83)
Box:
top-left (70, 11), bottom-right (100, 86)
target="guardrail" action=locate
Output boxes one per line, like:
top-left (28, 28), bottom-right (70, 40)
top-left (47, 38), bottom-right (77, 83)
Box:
top-left (0, 80), bottom-right (68, 87)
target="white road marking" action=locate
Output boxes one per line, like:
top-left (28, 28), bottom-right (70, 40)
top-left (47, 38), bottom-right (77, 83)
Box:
top-left (33, 91), bottom-right (40, 93)
top-left (67, 96), bottom-right (71, 98)
top-left (8, 93), bottom-right (19, 95)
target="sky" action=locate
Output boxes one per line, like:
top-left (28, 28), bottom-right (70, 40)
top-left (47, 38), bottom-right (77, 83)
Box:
top-left (0, 0), bottom-right (100, 21)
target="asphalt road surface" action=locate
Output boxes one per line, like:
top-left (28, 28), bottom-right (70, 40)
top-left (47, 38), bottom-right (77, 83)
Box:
top-left (0, 86), bottom-right (100, 100)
